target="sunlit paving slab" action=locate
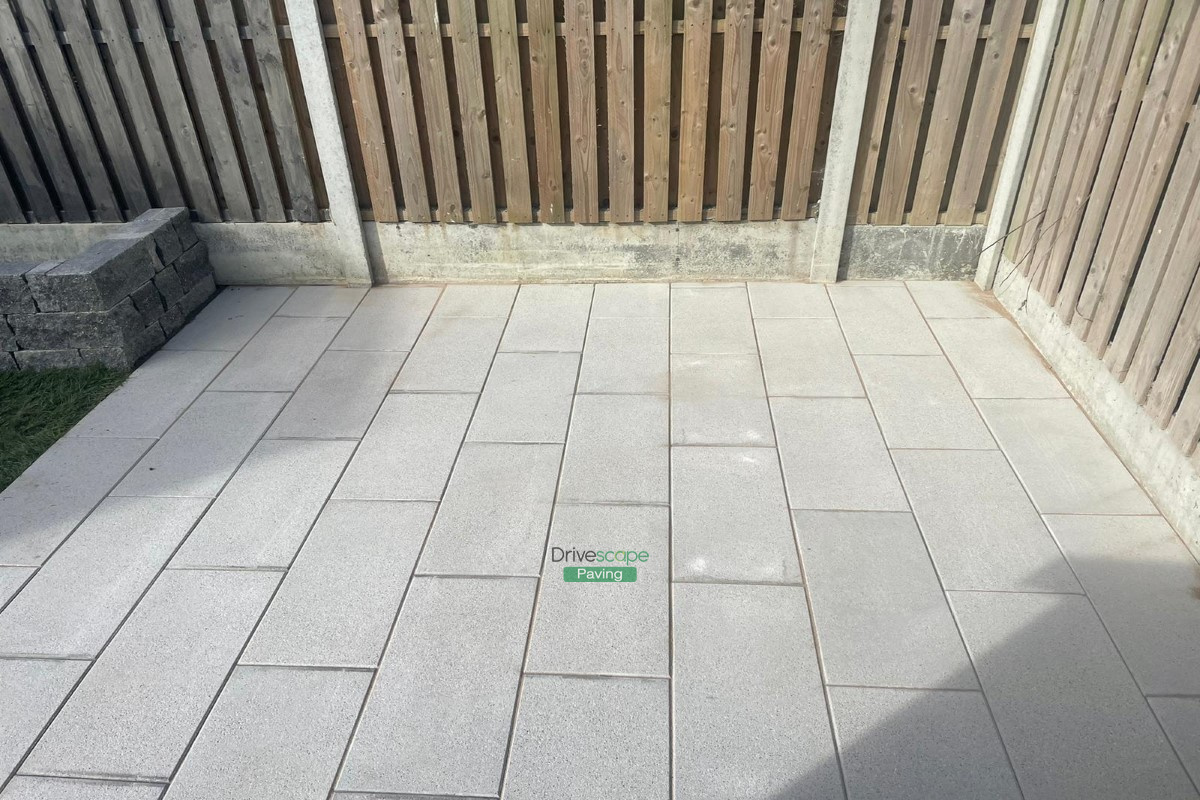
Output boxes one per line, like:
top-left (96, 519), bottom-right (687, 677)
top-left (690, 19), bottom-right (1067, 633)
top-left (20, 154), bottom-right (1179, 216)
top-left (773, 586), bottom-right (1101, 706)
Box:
top-left (0, 281), bottom-right (1196, 800)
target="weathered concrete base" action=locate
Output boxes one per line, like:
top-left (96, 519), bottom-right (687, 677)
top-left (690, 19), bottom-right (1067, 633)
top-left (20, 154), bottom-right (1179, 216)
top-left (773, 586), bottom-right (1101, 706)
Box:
top-left (993, 259), bottom-right (1200, 557)
top-left (2, 221), bottom-right (990, 284)
top-left (842, 225), bottom-right (986, 280)
top-left (366, 220), bottom-right (817, 282)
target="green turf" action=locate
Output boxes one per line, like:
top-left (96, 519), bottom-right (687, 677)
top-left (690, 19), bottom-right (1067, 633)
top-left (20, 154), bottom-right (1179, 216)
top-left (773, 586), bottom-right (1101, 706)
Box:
top-left (0, 365), bottom-right (128, 492)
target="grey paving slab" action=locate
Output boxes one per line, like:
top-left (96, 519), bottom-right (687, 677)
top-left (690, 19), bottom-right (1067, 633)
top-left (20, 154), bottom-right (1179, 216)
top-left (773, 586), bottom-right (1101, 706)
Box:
top-left (771, 397), bottom-right (908, 511)
top-left (68, 350), bottom-right (233, 438)
top-left (23, 569), bottom-right (279, 781)
top-left (242, 500), bottom-right (433, 667)
top-left (929, 318), bottom-right (1068, 398)
top-left (334, 393), bottom-right (476, 500)
top-left (417, 443), bottom-right (561, 576)
top-left (1150, 697), bottom-right (1200, 789)
top-left (949, 591), bottom-right (1197, 800)
top-left (392, 315), bottom-right (506, 392)
top-left (671, 446), bottom-right (801, 584)
top-left (0, 659), bottom-right (86, 781)
top-left (503, 675), bottom-right (669, 800)
top-left (591, 282), bottom-right (669, 317)
top-left (747, 281), bottom-right (834, 318)
top-left (829, 285), bottom-right (940, 355)
top-left (209, 316), bottom-right (343, 392)
top-left (527, 504), bottom-right (669, 676)
top-left (466, 352), bottom-right (578, 443)
top-left (0, 496), bottom-right (208, 657)
top-left (337, 576), bottom-right (535, 797)
top-left (1047, 514), bottom-right (1200, 696)
top-left (906, 281), bottom-right (1002, 318)
top-left (558, 394), bottom-right (668, 504)
top-left (673, 583), bottom-right (842, 800)
top-left (978, 399), bottom-right (1157, 514)
top-left (830, 686), bottom-right (1020, 800)
top-left (163, 666), bottom-right (369, 800)
top-left (0, 566), bottom-right (33, 607)
top-left (794, 510), bottom-right (975, 689)
top-left (266, 350), bottom-right (406, 440)
top-left (857, 355), bottom-right (995, 449)
top-left (112, 391), bottom-right (287, 498)
top-left (275, 285), bottom-right (367, 317)
top-left (1, 777), bottom-right (164, 800)
top-left (499, 284), bottom-right (592, 352)
top-left (163, 286), bottom-right (293, 351)
top-left (894, 450), bottom-right (1080, 592)
top-left (670, 354), bottom-right (774, 446)
top-left (577, 317), bottom-right (669, 393)
top-left (171, 439), bottom-right (356, 569)
top-left (670, 285), bottom-right (757, 354)
top-left (329, 286), bottom-right (441, 351)
top-left (756, 318), bottom-right (864, 397)
top-left (432, 283), bottom-right (517, 317)
top-left (0, 436), bottom-right (153, 566)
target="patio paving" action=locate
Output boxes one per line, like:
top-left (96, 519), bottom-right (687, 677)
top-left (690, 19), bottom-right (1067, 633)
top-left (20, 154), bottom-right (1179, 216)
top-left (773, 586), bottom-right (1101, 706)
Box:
top-left (1, 280), bottom-right (1198, 800)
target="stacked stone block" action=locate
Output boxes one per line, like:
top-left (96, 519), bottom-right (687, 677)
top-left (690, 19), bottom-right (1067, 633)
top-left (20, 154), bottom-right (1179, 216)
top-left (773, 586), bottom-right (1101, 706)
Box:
top-left (1, 208), bottom-right (215, 371)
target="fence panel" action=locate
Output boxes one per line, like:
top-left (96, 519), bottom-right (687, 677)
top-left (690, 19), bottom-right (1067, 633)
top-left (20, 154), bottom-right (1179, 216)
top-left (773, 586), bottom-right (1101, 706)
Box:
top-left (0, 0), bottom-right (325, 223)
top-left (1005, 0), bottom-right (1200, 455)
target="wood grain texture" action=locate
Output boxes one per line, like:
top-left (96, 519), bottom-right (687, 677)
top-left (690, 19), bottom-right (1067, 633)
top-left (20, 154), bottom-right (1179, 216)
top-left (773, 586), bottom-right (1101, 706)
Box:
top-left (0, 70), bottom-right (57, 222)
top-left (563, 0), bottom-right (599, 222)
top-left (746, 0), bottom-right (793, 221)
top-left (371, 0), bottom-right (429, 221)
top-left (488, 0), bottom-right (533, 222)
top-left (606, 0), bottom-right (635, 223)
top-left (780, 0), bottom-right (833, 220)
top-left (449, 0), bottom-right (497, 222)
top-left (411, 0), bottom-right (463, 221)
top-left (714, 0), bottom-right (754, 221)
top-left (643, 0), bottom-right (672, 223)
top-left (851, 0), bottom-right (904, 223)
top-left (678, 0), bottom-right (713, 222)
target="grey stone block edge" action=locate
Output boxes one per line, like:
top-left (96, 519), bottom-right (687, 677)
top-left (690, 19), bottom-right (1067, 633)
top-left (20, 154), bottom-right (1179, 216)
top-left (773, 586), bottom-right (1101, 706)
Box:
top-left (841, 225), bottom-right (987, 281)
top-left (1, 209), bottom-right (216, 371)
top-left (993, 260), bottom-right (1200, 558)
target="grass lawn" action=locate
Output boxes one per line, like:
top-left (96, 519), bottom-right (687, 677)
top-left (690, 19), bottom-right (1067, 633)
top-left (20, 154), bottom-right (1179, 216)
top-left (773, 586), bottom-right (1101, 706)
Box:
top-left (0, 365), bottom-right (128, 492)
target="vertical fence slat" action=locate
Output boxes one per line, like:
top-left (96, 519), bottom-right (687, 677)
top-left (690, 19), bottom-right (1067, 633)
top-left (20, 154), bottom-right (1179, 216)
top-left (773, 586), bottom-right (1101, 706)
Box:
top-left (606, 0), bottom-right (635, 222)
top-left (371, 0), bottom-right (430, 222)
top-left (0, 0), bottom-right (87, 221)
top-left (15, 0), bottom-right (120, 220)
top-left (164, 0), bottom-right (255, 220)
top-left (944, 0), bottom-right (1025, 224)
top-left (244, 0), bottom-right (319, 221)
top-left (1168, 362), bottom-right (1200, 454)
top-left (780, 0), bottom-right (832, 220)
top-left (207, 0), bottom-right (286, 221)
top-left (102, 0), bottom-right (215, 219)
top-left (1054, 0), bottom-right (1186, 322)
top-left (910, 0), bottom-right (983, 225)
top-left (1148, 274), bottom-right (1200, 426)
top-left (487, 0), bottom-right (532, 222)
top-left (851, 0), bottom-right (903, 224)
top-left (331, 0), bottom-right (399, 222)
top-left (874, 0), bottom-right (939, 224)
top-left (714, 0), bottom-right (753, 221)
top-left (1081, 37), bottom-right (1200, 354)
top-left (1105, 105), bottom-right (1200, 384)
top-left (678, 0), bottom-right (713, 222)
top-left (564, 0), bottom-right (599, 222)
top-left (412, 0), bottom-right (464, 222)
top-left (53, 0), bottom-right (150, 214)
top-left (1038, 0), bottom-right (1157, 305)
top-left (746, 0), bottom-right (793, 221)
top-left (0, 160), bottom-right (22, 222)
top-left (449, 0), bottom-right (497, 222)
top-left (643, 0), bottom-right (671, 223)
top-left (0, 72), bottom-right (57, 222)
top-left (527, 0), bottom-right (564, 222)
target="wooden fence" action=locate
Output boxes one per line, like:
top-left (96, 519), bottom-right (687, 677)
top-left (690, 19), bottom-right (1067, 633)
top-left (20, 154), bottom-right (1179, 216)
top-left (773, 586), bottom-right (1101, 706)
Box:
top-left (0, 0), bottom-right (1038, 228)
top-left (0, 0), bottom-right (325, 223)
top-left (1004, 0), bottom-right (1200, 455)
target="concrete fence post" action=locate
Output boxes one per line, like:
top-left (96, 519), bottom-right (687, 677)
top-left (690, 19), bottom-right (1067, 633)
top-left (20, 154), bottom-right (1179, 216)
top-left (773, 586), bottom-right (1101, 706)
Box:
top-left (282, 0), bottom-right (373, 286)
top-left (808, 0), bottom-right (881, 283)
top-left (975, 0), bottom-right (1067, 290)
